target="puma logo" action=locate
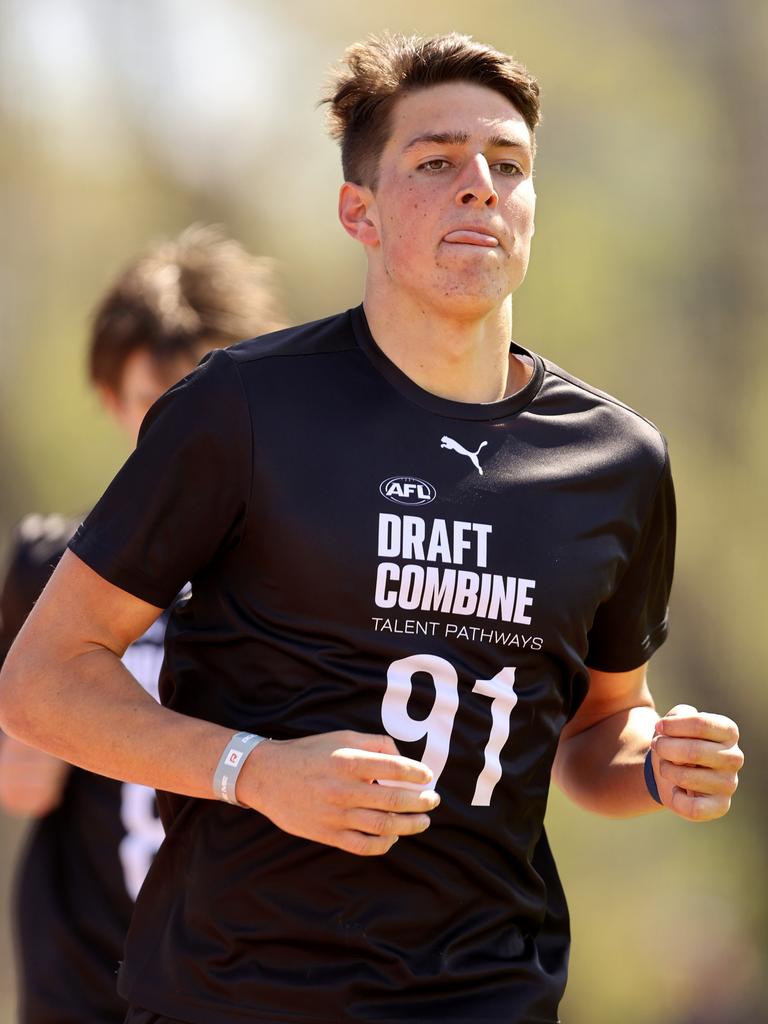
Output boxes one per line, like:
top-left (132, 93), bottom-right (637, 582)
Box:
top-left (440, 435), bottom-right (488, 475)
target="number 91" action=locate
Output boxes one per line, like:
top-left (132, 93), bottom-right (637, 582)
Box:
top-left (380, 654), bottom-right (518, 806)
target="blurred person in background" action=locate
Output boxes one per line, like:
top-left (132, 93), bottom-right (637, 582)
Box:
top-left (0, 224), bottom-right (283, 1024)
top-left (0, 33), bottom-right (744, 1024)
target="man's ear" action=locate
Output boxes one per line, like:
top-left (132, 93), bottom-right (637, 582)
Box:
top-left (338, 182), bottom-right (380, 247)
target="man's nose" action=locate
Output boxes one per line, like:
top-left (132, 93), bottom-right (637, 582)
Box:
top-left (455, 156), bottom-right (498, 208)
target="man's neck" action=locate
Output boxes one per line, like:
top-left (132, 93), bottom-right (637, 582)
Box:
top-left (362, 288), bottom-right (530, 404)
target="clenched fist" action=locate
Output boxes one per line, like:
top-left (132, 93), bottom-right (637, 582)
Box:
top-left (650, 704), bottom-right (743, 821)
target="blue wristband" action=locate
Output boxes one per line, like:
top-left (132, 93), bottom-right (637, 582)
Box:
top-left (644, 748), bottom-right (663, 805)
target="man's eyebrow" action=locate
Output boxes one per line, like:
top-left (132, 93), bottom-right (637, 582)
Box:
top-left (403, 130), bottom-right (531, 154)
top-left (487, 134), bottom-right (531, 153)
top-left (403, 131), bottom-right (470, 151)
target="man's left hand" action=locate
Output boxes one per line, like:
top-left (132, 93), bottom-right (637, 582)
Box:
top-left (651, 704), bottom-right (743, 821)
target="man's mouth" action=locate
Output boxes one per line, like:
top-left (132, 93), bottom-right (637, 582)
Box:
top-left (443, 230), bottom-right (499, 248)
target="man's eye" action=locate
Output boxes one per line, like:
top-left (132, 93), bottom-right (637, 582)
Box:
top-left (419, 159), bottom-right (451, 172)
top-left (495, 162), bottom-right (522, 176)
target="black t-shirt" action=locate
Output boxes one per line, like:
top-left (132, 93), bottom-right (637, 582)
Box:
top-left (0, 515), bottom-right (165, 1024)
top-left (69, 306), bottom-right (675, 1024)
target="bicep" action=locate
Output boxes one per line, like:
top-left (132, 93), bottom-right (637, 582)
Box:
top-left (0, 550), bottom-right (164, 742)
top-left (9, 548), bottom-right (163, 664)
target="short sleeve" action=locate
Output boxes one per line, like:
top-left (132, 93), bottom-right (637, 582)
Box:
top-left (68, 348), bottom-right (252, 608)
top-left (585, 449), bottom-right (676, 672)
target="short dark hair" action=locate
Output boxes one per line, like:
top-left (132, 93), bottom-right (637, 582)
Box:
top-left (89, 224), bottom-right (284, 391)
top-left (322, 32), bottom-right (541, 188)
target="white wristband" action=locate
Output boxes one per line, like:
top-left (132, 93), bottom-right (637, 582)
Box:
top-left (213, 732), bottom-right (266, 807)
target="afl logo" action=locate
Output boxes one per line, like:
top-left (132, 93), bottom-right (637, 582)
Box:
top-left (380, 476), bottom-right (436, 506)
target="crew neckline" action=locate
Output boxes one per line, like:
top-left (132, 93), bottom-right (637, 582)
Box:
top-left (349, 304), bottom-right (544, 422)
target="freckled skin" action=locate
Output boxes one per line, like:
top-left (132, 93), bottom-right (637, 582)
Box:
top-left (337, 80), bottom-right (537, 401)
top-left (368, 82), bottom-right (536, 319)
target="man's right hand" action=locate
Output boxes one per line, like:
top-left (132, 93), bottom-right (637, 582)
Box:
top-left (0, 556), bottom-right (438, 851)
top-left (238, 731), bottom-right (440, 855)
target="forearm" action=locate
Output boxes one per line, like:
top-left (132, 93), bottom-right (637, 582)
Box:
top-left (0, 635), bottom-right (441, 857)
top-left (552, 704), bottom-right (661, 817)
top-left (0, 642), bottom-right (238, 801)
top-left (0, 551), bottom-right (443, 857)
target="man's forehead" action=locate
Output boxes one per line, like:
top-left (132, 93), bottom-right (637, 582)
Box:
top-left (388, 82), bottom-right (532, 151)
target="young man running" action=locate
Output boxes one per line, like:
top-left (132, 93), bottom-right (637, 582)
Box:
top-left (0, 35), bottom-right (743, 1024)
top-left (0, 225), bottom-right (282, 1023)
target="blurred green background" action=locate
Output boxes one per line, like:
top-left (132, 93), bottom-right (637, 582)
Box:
top-left (0, 0), bottom-right (765, 1021)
